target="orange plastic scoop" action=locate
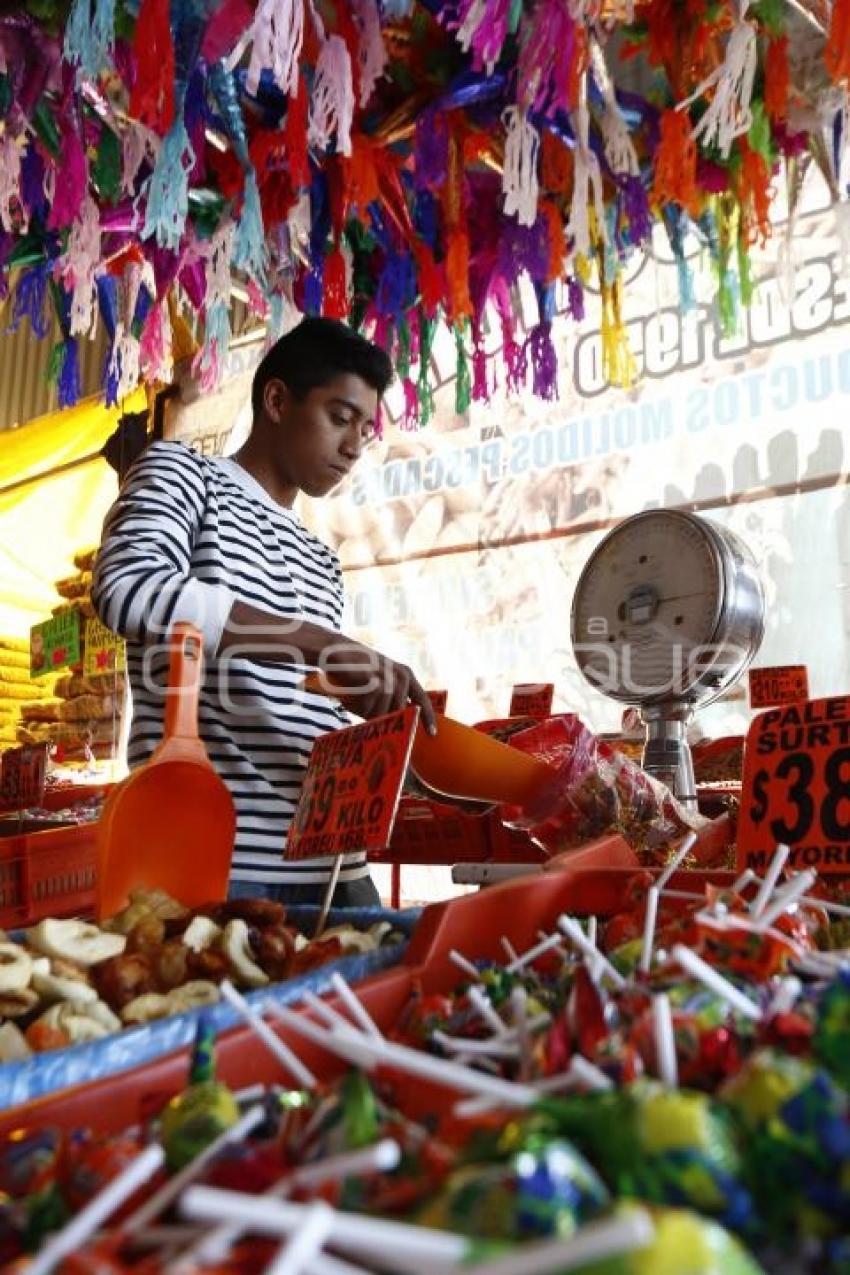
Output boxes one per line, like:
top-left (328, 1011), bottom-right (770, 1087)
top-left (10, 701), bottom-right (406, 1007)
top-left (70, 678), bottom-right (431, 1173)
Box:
top-left (303, 673), bottom-right (554, 807)
top-left (95, 623), bottom-right (236, 920)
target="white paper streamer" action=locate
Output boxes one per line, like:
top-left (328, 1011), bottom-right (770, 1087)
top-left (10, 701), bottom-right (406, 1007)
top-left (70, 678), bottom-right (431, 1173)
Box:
top-left (678, 12), bottom-right (757, 159)
top-left (64, 194), bottom-right (101, 337)
top-left (353, 0), bottom-right (387, 108)
top-left (247, 0), bottom-right (304, 97)
top-left (569, 93), bottom-right (606, 258)
top-left (0, 135), bottom-right (25, 233)
top-left (309, 34), bottom-right (355, 156)
top-left (502, 106), bottom-right (540, 227)
top-left (590, 38), bottom-right (638, 177)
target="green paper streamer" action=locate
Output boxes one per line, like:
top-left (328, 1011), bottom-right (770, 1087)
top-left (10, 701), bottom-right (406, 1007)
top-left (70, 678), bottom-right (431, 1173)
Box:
top-left (396, 315), bottom-right (411, 379)
top-left (92, 126), bottom-right (122, 205)
top-left (32, 98), bottom-right (60, 157)
top-left (454, 322), bottom-right (471, 416)
top-left (747, 101), bottom-right (773, 164)
top-left (418, 310), bottom-right (436, 426)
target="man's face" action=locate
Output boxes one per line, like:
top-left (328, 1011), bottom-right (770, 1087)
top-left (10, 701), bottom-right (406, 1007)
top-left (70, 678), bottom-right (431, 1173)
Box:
top-left (266, 372), bottom-right (378, 498)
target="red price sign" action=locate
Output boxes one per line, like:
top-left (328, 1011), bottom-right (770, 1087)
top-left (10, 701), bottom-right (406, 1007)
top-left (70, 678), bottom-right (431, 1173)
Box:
top-left (0, 744), bottom-right (48, 810)
top-left (738, 695), bottom-right (850, 874)
top-left (286, 707), bottom-right (419, 861)
top-left (427, 690), bottom-right (448, 715)
top-left (748, 665), bottom-right (809, 709)
top-left (509, 683), bottom-right (554, 719)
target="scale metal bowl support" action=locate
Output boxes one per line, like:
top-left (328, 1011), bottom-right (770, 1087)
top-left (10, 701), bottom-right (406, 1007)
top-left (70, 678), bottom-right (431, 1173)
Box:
top-left (570, 510), bottom-right (766, 807)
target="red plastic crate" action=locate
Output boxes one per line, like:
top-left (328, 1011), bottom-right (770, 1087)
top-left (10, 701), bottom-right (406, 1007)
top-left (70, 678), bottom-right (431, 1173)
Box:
top-left (377, 796), bottom-right (540, 866)
top-left (0, 823), bottom-right (97, 928)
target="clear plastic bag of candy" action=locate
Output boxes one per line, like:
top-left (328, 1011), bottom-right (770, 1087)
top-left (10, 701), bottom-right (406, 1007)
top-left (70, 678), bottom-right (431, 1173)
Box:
top-left (499, 714), bottom-right (707, 863)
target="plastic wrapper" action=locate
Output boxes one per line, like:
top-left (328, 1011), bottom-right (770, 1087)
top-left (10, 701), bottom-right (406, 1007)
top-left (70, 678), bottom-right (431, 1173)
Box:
top-left (500, 715), bottom-right (707, 864)
top-left (0, 906), bottom-right (418, 1107)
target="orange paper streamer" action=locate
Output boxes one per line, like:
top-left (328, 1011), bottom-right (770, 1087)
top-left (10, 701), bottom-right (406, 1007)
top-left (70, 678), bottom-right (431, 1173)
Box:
top-left (764, 36), bottom-right (789, 122)
top-left (737, 141), bottom-right (772, 247)
top-left (825, 0), bottom-right (850, 83)
top-left (541, 131), bottom-right (574, 195)
top-left (541, 200), bottom-right (567, 283)
top-left (652, 108), bottom-right (702, 219)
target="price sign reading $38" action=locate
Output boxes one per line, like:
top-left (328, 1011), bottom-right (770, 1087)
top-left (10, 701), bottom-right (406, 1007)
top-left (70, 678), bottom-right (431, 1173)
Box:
top-left (738, 695), bottom-right (850, 874)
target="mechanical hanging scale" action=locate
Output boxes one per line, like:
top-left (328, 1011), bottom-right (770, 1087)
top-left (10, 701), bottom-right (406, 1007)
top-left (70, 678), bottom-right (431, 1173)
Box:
top-left (570, 510), bottom-right (765, 807)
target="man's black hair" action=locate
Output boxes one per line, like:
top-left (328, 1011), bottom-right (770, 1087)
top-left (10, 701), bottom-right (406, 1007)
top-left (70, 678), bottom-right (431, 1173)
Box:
top-left (251, 317), bottom-right (393, 417)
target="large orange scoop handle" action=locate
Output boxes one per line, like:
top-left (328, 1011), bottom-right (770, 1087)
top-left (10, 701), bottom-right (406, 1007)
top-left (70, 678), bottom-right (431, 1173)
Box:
top-left (303, 672), bottom-right (554, 808)
top-left (155, 624), bottom-right (207, 764)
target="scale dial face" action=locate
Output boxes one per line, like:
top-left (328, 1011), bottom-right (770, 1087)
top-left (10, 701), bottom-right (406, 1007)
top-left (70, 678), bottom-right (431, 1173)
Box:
top-left (571, 512), bottom-right (725, 704)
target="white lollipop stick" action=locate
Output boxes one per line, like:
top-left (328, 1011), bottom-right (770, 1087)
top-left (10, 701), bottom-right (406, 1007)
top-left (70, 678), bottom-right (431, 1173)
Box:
top-left (587, 916), bottom-right (598, 948)
top-left (302, 990), bottom-right (356, 1033)
top-left (449, 949), bottom-right (482, 981)
top-left (468, 985), bottom-right (510, 1036)
top-left (27, 1144), bottom-right (164, 1275)
top-left (124, 1105), bottom-right (265, 1234)
top-left (671, 944), bottom-right (762, 1021)
top-left (266, 1200), bottom-right (335, 1275)
top-left (308, 1256), bottom-right (374, 1275)
top-left (506, 932), bottom-right (563, 974)
top-left (749, 844), bottom-right (791, 917)
top-left (652, 993), bottom-right (678, 1088)
top-left (220, 980), bottom-right (317, 1089)
top-left (462, 1209), bottom-right (655, 1274)
top-left (330, 972), bottom-right (383, 1038)
top-left (768, 976), bottom-right (802, 1017)
top-left (801, 894), bottom-right (850, 917)
top-left (640, 886), bottom-right (660, 974)
top-left (181, 1141), bottom-right (401, 1269)
top-left (454, 1054), bottom-right (612, 1119)
top-left (656, 832), bottom-right (697, 891)
top-left (754, 869), bottom-right (817, 932)
top-left (181, 1186), bottom-right (468, 1269)
top-left (731, 868), bottom-right (757, 894)
top-left (268, 1003), bottom-right (539, 1107)
top-left (661, 889), bottom-right (706, 902)
top-left (511, 985), bottom-right (531, 1080)
top-left (557, 915), bottom-right (626, 988)
top-left (433, 1032), bottom-right (519, 1060)
top-left (501, 936), bottom-right (519, 963)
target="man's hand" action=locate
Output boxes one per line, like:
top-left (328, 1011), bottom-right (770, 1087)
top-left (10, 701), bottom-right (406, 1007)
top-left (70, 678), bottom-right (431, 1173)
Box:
top-left (320, 640), bottom-right (438, 734)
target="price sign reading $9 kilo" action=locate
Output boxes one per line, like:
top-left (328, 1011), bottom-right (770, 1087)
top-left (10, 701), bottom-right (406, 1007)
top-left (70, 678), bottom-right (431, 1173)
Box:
top-left (286, 706), bottom-right (419, 861)
top-left (738, 695), bottom-right (850, 874)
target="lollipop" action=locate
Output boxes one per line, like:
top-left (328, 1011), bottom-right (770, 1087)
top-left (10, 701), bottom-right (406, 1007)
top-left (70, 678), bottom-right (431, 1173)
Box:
top-left (417, 1129), bottom-right (609, 1242)
top-left (585, 1205), bottom-right (766, 1275)
top-left (722, 1048), bottom-right (850, 1243)
top-left (814, 969), bottom-right (850, 1089)
top-left (159, 1014), bottom-right (240, 1172)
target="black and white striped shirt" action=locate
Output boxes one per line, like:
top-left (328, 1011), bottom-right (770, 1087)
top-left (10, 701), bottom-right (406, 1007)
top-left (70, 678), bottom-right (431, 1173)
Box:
top-left (92, 440), bottom-right (369, 887)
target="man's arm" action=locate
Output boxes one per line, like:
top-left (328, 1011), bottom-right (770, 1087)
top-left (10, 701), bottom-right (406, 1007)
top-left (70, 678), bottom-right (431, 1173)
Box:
top-left (220, 602), bottom-right (437, 732)
top-left (92, 441), bottom-right (235, 658)
top-left (93, 444), bottom-right (436, 731)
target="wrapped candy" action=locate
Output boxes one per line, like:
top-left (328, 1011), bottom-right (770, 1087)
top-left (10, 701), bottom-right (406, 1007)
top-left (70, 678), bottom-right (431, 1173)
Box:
top-left (417, 1135), bottom-right (609, 1240)
top-left (159, 1015), bottom-right (240, 1172)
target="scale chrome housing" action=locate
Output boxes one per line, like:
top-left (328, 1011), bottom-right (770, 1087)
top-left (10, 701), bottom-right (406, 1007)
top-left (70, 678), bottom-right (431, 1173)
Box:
top-left (570, 510), bottom-right (765, 805)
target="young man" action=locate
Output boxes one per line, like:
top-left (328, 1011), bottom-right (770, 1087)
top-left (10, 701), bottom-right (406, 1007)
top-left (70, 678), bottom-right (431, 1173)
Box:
top-left (93, 318), bottom-right (435, 905)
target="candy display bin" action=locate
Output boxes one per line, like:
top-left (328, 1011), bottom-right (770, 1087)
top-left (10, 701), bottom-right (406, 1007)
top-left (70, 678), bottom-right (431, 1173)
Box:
top-left (0, 860), bottom-right (735, 1140)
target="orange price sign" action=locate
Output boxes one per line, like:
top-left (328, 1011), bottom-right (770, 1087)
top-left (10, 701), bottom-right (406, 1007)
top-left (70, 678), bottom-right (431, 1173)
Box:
top-left (509, 683), bottom-right (554, 719)
top-left (427, 690), bottom-right (448, 715)
top-left (286, 707), bottom-right (419, 861)
top-left (738, 695), bottom-right (850, 874)
top-left (748, 665), bottom-right (809, 709)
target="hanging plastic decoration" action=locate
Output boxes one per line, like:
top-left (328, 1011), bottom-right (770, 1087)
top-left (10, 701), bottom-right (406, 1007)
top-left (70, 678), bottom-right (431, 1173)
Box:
top-left (0, 0), bottom-right (841, 420)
